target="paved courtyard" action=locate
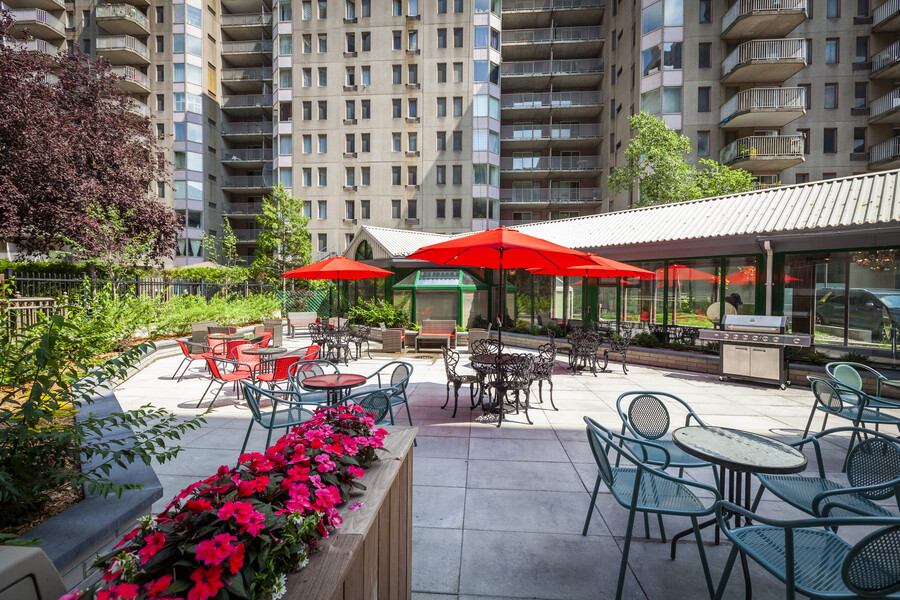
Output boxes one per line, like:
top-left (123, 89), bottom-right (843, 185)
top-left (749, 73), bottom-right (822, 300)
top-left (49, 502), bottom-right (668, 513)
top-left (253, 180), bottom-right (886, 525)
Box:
top-left (114, 336), bottom-right (871, 600)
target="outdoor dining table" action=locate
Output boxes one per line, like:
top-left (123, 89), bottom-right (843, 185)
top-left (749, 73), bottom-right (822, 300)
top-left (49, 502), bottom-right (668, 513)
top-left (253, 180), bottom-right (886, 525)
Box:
top-left (469, 353), bottom-right (528, 411)
top-left (242, 346), bottom-right (287, 356)
top-left (670, 425), bottom-right (807, 600)
top-left (207, 332), bottom-right (248, 340)
top-left (301, 373), bottom-right (367, 406)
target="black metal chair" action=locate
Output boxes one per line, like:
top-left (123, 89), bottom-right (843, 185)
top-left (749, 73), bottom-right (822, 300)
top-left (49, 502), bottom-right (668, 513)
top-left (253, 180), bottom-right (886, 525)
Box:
top-left (493, 353), bottom-right (534, 427)
top-left (441, 347), bottom-right (479, 418)
top-left (603, 328), bottom-right (633, 374)
top-left (567, 330), bottom-right (601, 376)
top-left (349, 326), bottom-right (372, 359)
top-left (531, 342), bottom-right (557, 410)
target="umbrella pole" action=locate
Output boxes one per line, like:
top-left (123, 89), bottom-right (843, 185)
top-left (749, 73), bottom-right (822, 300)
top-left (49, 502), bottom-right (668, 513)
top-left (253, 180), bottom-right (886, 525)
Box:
top-left (497, 250), bottom-right (504, 359)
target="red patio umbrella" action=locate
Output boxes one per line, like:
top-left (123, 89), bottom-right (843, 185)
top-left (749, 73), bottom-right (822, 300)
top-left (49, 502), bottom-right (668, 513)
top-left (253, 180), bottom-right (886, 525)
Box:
top-left (282, 256), bottom-right (394, 280)
top-left (654, 264), bottom-right (718, 285)
top-left (527, 254), bottom-right (655, 279)
top-left (724, 266), bottom-right (800, 285)
top-left (407, 227), bottom-right (595, 351)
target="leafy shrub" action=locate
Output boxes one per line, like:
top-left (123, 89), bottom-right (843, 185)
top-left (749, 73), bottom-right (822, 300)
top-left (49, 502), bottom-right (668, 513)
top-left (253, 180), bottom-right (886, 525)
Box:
top-left (806, 350), bottom-right (830, 366)
top-left (702, 342), bottom-right (720, 355)
top-left (348, 299), bottom-right (410, 328)
top-left (837, 351), bottom-right (873, 367)
top-left (632, 332), bottom-right (661, 348)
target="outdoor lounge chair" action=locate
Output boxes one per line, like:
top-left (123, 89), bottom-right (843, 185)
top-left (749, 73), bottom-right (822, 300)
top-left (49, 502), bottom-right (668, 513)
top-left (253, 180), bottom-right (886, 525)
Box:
top-left (379, 322), bottom-right (406, 353)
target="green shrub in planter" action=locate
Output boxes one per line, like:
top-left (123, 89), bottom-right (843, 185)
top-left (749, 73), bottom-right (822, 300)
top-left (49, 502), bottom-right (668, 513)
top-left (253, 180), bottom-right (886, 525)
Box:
top-left (836, 351), bottom-right (872, 367)
top-left (632, 332), bottom-right (660, 348)
top-left (347, 299), bottom-right (410, 329)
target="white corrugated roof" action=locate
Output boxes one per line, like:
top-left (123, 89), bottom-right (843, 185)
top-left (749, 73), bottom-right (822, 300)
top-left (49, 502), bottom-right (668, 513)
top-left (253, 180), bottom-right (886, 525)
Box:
top-left (513, 169), bottom-right (900, 249)
top-left (351, 226), bottom-right (452, 259)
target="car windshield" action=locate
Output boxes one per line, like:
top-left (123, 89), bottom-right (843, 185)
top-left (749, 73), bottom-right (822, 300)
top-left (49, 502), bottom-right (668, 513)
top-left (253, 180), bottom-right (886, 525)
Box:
top-left (877, 293), bottom-right (900, 308)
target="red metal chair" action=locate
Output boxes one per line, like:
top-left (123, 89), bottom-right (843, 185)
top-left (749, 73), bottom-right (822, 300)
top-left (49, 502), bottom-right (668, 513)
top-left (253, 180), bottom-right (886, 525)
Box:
top-left (301, 344), bottom-right (321, 360)
top-left (255, 355), bottom-right (302, 389)
top-left (172, 338), bottom-right (211, 381)
top-left (200, 356), bottom-right (254, 408)
top-left (226, 339), bottom-right (249, 359)
top-left (235, 343), bottom-right (262, 376)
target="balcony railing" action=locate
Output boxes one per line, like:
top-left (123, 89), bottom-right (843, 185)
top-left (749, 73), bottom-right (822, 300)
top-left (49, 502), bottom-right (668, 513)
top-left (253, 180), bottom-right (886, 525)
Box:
top-left (129, 102), bottom-right (151, 118)
top-left (222, 67), bottom-right (273, 82)
top-left (869, 89), bottom-right (900, 120)
top-left (96, 35), bottom-right (151, 60)
top-left (221, 13), bottom-right (274, 26)
top-left (502, 0), bottom-right (605, 11)
top-left (501, 91), bottom-right (603, 110)
top-left (223, 203), bottom-right (265, 215)
top-left (875, 0), bottom-right (900, 27)
top-left (720, 135), bottom-right (803, 164)
top-left (221, 175), bottom-right (274, 188)
top-left (501, 26), bottom-right (604, 44)
top-left (232, 230), bottom-right (262, 241)
top-left (96, 4), bottom-right (151, 31)
top-left (223, 94), bottom-right (273, 109)
top-left (719, 87), bottom-right (806, 122)
top-left (221, 148), bottom-right (273, 162)
top-left (499, 187), bottom-right (601, 203)
top-left (4, 38), bottom-right (62, 56)
top-left (873, 40), bottom-right (900, 73)
top-left (501, 59), bottom-right (604, 77)
top-left (8, 9), bottom-right (66, 37)
top-left (721, 38), bottom-right (805, 76)
top-left (500, 123), bottom-right (603, 140)
top-left (110, 65), bottom-right (150, 86)
top-left (721, 0), bottom-right (807, 34)
top-left (869, 136), bottom-right (900, 164)
top-left (499, 155), bottom-right (601, 171)
top-left (221, 122), bottom-right (274, 135)
top-left (222, 40), bottom-right (273, 54)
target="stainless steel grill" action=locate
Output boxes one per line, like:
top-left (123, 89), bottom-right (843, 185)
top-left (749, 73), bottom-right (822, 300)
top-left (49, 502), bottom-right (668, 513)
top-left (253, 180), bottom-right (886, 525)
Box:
top-left (699, 315), bottom-right (811, 388)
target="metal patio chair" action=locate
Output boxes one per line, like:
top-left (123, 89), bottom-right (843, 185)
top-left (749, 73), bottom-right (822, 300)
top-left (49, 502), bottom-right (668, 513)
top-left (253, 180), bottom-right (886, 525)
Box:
top-left (343, 388), bottom-right (392, 425)
top-left (239, 381), bottom-right (320, 454)
top-left (531, 341), bottom-right (557, 410)
top-left (441, 347), bottom-right (479, 418)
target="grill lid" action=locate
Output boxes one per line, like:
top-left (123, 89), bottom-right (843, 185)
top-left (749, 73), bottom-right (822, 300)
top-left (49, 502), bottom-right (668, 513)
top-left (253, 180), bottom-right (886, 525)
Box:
top-left (722, 315), bottom-right (788, 333)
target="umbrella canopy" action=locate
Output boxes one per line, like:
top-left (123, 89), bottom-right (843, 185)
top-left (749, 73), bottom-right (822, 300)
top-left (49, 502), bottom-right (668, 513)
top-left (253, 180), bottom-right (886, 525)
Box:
top-left (282, 256), bottom-right (394, 280)
top-left (527, 254), bottom-right (655, 279)
top-left (654, 264), bottom-right (718, 285)
top-left (407, 227), bottom-right (595, 270)
top-left (724, 266), bottom-right (800, 285)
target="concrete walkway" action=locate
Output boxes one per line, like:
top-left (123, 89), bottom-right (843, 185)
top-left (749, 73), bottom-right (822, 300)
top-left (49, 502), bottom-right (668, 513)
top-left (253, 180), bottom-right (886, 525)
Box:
top-left (114, 337), bottom-right (869, 600)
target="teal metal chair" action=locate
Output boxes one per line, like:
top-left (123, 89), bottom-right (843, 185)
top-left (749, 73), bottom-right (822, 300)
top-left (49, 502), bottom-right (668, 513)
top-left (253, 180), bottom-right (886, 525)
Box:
top-left (615, 391), bottom-right (716, 479)
top-left (239, 381), bottom-right (320, 454)
top-left (361, 361), bottom-right (414, 427)
top-left (582, 417), bottom-right (719, 600)
top-left (826, 361), bottom-right (893, 400)
top-left (713, 501), bottom-right (900, 600)
top-left (286, 359), bottom-right (341, 405)
top-left (752, 426), bottom-right (900, 520)
top-left (343, 389), bottom-right (392, 425)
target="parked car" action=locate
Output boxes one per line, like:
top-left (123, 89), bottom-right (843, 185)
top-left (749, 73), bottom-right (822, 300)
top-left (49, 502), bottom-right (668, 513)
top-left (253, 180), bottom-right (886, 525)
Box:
top-left (815, 287), bottom-right (900, 341)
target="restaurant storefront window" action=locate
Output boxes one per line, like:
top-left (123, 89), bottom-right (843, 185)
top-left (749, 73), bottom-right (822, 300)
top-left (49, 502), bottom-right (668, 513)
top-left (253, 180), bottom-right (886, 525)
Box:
top-left (621, 261), bottom-right (664, 326)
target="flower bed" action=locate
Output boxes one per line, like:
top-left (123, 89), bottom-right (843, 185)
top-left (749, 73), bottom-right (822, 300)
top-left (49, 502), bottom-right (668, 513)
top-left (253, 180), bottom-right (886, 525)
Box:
top-left (67, 406), bottom-right (388, 600)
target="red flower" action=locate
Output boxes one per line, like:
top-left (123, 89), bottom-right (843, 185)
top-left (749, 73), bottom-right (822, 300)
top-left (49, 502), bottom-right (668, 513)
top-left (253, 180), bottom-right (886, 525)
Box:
top-left (239, 510), bottom-right (266, 536)
top-left (218, 501), bottom-right (266, 535)
top-left (226, 543), bottom-right (245, 574)
top-left (144, 575), bottom-right (173, 596)
top-left (98, 583), bottom-right (140, 600)
top-left (237, 475), bottom-right (270, 497)
top-left (114, 526), bottom-right (141, 549)
top-left (188, 565), bottom-right (224, 600)
top-left (195, 533), bottom-right (238, 566)
top-left (138, 532), bottom-right (166, 565)
top-left (348, 465), bottom-right (364, 479)
top-left (186, 498), bottom-right (213, 513)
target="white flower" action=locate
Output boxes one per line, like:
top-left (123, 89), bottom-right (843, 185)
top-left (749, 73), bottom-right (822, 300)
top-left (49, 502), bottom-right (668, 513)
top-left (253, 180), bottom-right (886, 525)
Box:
top-left (271, 573), bottom-right (287, 600)
top-left (287, 510), bottom-right (304, 527)
top-left (139, 514), bottom-right (158, 530)
top-left (296, 552), bottom-right (310, 571)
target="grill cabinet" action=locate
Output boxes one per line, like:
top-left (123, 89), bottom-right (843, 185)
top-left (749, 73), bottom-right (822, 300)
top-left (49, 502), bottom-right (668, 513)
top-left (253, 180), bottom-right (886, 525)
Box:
top-left (698, 315), bottom-right (812, 389)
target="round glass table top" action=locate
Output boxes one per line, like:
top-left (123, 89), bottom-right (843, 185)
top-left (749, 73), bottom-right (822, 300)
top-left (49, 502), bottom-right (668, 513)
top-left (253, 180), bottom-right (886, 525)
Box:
top-left (672, 426), bottom-right (807, 474)
top-left (242, 346), bottom-right (287, 355)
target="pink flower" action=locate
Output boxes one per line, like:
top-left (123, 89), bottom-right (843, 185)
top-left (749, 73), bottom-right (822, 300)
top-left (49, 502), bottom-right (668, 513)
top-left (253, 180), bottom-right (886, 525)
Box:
top-left (59, 591), bottom-right (84, 600)
top-left (314, 485), bottom-right (342, 508)
top-left (237, 476), bottom-right (270, 497)
top-left (100, 583), bottom-right (140, 600)
top-left (217, 501), bottom-right (255, 523)
top-left (195, 534), bottom-right (238, 566)
top-left (186, 498), bottom-right (213, 513)
top-left (239, 510), bottom-right (266, 536)
top-left (188, 566), bottom-right (224, 600)
top-left (137, 532), bottom-right (166, 565)
top-left (226, 543), bottom-right (245, 574)
top-left (114, 526), bottom-right (141, 549)
top-left (144, 575), bottom-right (173, 596)
top-left (348, 465), bottom-right (365, 479)
top-left (315, 454), bottom-right (336, 473)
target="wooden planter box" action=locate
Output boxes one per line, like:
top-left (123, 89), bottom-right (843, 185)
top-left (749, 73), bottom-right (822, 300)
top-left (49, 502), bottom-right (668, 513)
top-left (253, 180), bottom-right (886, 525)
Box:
top-left (286, 426), bottom-right (416, 600)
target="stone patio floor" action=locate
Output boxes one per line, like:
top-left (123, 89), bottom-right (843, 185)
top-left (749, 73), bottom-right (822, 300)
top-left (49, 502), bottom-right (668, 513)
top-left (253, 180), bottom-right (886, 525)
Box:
top-left (113, 337), bottom-right (874, 600)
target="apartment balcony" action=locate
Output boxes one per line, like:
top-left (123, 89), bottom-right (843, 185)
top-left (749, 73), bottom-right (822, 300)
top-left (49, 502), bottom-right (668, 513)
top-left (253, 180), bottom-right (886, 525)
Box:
top-left (874, 0), bottom-right (900, 32)
top-left (719, 87), bottom-right (806, 128)
top-left (96, 35), bottom-right (151, 65)
top-left (221, 0), bottom-right (273, 15)
top-left (869, 89), bottom-right (900, 123)
top-left (500, 59), bottom-right (603, 90)
top-left (108, 65), bottom-right (151, 94)
top-left (220, 12), bottom-right (273, 40)
top-left (499, 187), bottom-right (602, 206)
top-left (868, 136), bottom-right (900, 169)
top-left (499, 123), bottom-right (603, 148)
top-left (721, 39), bottom-right (806, 84)
top-left (221, 67), bottom-right (273, 92)
top-left (7, 9), bottom-right (66, 41)
top-left (720, 135), bottom-right (804, 170)
top-left (501, 0), bottom-right (605, 29)
top-left (222, 203), bottom-right (265, 217)
top-left (872, 40), bottom-right (900, 79)
top-left (499, 154), bottom-right (602, 178)
top-left (2, 0), bottom-right (64, 10)
top-left (500, 91), bottom-right (602, 120)
top-left (220, 121), bottom-right (274, 138)
top-left (221, 40), bottom-right (273, 67)
top-left (231, 229), bottom-right (262, 242)
top-left (501, 26), bottom-right (604, 60)
top-left (222, 94), bottom-right (273, 114)
top-left (721, 0), bottom-right (807, 40)
top-left (3, 37), bottom-right (63, 58)
top-left (96, 4), bottom-right (151, 36)
top-left (221, 148), bottom-right (273, 167)
top-left (220, 175), bottom-right (274, 192)
top-left (128, 101), bottom-right (151, 118)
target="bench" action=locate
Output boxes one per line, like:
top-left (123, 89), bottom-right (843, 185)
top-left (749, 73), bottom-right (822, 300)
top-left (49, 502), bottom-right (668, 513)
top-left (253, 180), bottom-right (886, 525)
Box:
top-left (287, 312), bottom-right (318, 338)
top-left (415, 319), bottom-right (457, 351)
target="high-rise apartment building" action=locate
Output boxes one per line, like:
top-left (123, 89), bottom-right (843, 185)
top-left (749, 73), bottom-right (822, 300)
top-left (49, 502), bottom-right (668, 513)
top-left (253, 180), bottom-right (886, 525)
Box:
top-left (4, 0), bottom-right (898, 263)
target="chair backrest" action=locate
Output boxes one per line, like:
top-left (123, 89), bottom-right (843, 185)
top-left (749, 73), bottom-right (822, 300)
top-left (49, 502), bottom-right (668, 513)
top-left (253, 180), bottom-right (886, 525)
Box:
top-left (810, 376), bottom-right (864, 414)
top-left (584, 417), bottom-right (618, 490)
top-left (470, 339), bottom-right (500, 355)
top-left (203, 356), bottom-right (226, 380)
top-left (227, 339), bottom-right (249, 359)
top-left (309, 323), bottom-right (328, 344)
top-left (846, 437), bottom-right (900, 501)
top-left (391, 362), bottom-right (412, 390)
top-left (302, 345), bottom-right (321, 360)
top-left (235, 343), bottom-right (261, 368)
top-left (442, 347), bottom-right (460, 380)
top-left (241, 380), bottom-right (266, 422)
top-left (497, 354), bottom-right (533, 388)
top-left (832, 363), bottom-right (865, 392)
top-left (616, 391), bottom-right (702, 441)
top-left (287, 359), bottom-right (340, 390)
top-left (208, 326), bottom-right (231, 335)
top-left (351, 390), bottom-right (391, 424)
top-left (842, 525), bottom-right (900, 597)
top-left (260, 355), bottom-right (301, 380)
top-left (176, 338), bottom-right (192, 357)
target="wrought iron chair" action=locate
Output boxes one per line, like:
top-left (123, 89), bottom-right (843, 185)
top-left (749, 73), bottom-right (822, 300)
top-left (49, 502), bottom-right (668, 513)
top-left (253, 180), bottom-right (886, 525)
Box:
top-left (531, 342), bottom-right (557, 410)
top-left (441, 347), bottom-right (479, 418)
top-left (349, 326), bottom-right (372, 359)
top-left (325, 325), bottom-right (352, 365)
top-left (469, 338), bottom-right (501, 356)
top-left (752, 426), bottom-right (900, 520)
top-left (713, 501), bottom-right (900, 600)
top-left (615, 391), bottom-right (715, 478)
top-left (582, 417), bottom-right (719, 600)
top-left (567, 329), bottom-right (601, 376)
top-left (343, 389), bottom-right (392, 425)
top-left (492, 353), bottom-right (534, 427)
top-left (239, 381), bottom-right (320, 454)
top-left (603, 328), bottom-right (633, 374)
top-left (308, 323), bottom-right (329, 349)
top-left (199, 356), bottom-right (254, 408)
top-left (827, 361), bottom-right (897, 412)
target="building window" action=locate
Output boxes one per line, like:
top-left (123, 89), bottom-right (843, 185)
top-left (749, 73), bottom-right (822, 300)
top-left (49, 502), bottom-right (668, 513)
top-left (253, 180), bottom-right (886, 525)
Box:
top-left (361, 134), bottom-right (370, 152)
top-left (822, 173), bottom-right (836, 180)
top-left (436, 165), bottom-right (446, 184)
top-left (453, 62), bottom-right (463, 82)
top-left (798, 128), bottom-right (810, 154)
top-left (393, 31), bottom-right (402, 50)
top-left (642, 1), bottom-right (662, 34)
top-left (318, 134), bottom-right (327, 153)
top-left (302, 1), bottom-right (312, 19)
top-left (318, 201), bottom-right (328, 219)
top-left (795, 173), bottom-right (809, 184)
top-left (156, 94), bottom-right (164, 111)
top-left (346, 33), bottom-right (355, 53)
top-left (346, 100), bottom-right (356, 119)
top-left (362, 0), bottom-right (370, 16)
top-left (392, 99), bottom-right (401, 118)
top-left (437, 98), bottom-right (446, 117)
top-left (346, 200), bottom-right (355, 219)
top-left (392, 133), bottom-right (401, 152)
top-left (454, 0), bottom-right (463, 11)
top-left (452, 198), bottom-right (462, 218)
top-left (302, 34), bottom-right (311, 53)
top-left (318, 234), bottom-right (327, 253)
top-left (393, 0), bottom-right (402, 15)
top-left (799, 83), bottom-right (811, 109)
top-left (409, 99), bottom-right (418, 117)
top-left (408, 132), bottom-right (417, 152)
top-left (853, 128), bottom-right (866, 153)
top-left (303, 135), bottom-right (312, 153)
top-left (318, 101), bottom-right (327, 119)
top-left (346, 168), bottom-right (355, 186)
top-left (856, 37), bottom-right (869, 63)
top-left (302, 101), bottom-right (312, 120)
top-left (346, 67), bottom-right (355, 86)
top-left (823, 128), bottom-right (837, 154)
top-left (280, 69), bottom-right (293, 88)
top-left (279, 35), bottom-right (293, 55)
top-left (825, 39), bottom-right (839, 64)
top-left (698, 87), bottom-right (710, 112)
top-left (438, 0), bottom-right (447, 12)
top-left (392, 200), bottom-right (401, 218)
top-left (453, 27), bottom-right (463, 48)
top-left (407, 199), bottom-right (417, 219)
top-left (452, 165), bottom-right (462, 185)
top-left (858, 0), bottom-right (870, 16)
top-left (698, 43), bottom-right (711, 68)
top-left (697, 131), bottom-right (709, 156)
top-left (805, 39), bottom-right (812, 65)
top-left (303, 168), bottom-right (312, 186)
top-left (318, 168), bottom-right (327, 186)
top-left (827, 0), bottom-right (839, 17)
top-left (318, 0), bottom-right (327, 18)
top-left (436, 198), bottom-right (446, 218)
top-left (392, 65), bottom-right (402, 84)
top-left (408, 30), bottom-right (418, 51)
top-left (392, 166), bottom-right (401, 185)
top-left (318, 33), bottom-right (327, 52)
top-left (318, 67), bottom-right (327, 86)
top-left (302, 68), bottom-right (311, 86)
top-left (437, 29), bottom-right (447, 48)
top-left (452, 130), bottom-right (462, 151)
top-left (361, 200), bottom-right (370, 218)
top-left (453, 97), bottom-right (462, 116)
top-left (280, 101), bottom-right (293, 121)
top-left (854, 82), bottom-right (868, 108)
top-left (407, 166), bottom-right (417, 185)
top-left (361, 66), bottom-right (370, 84)
top-left (699, 0), bottom-right (711, 22)
top-left (362, 32), bottom-right (370, 51)
top-left (361, 167), bottom-right (370, 185)
top-left (156, 36), bottom-right (164, 52)
top-left (156, 6), bottom-right (164, 22)
top-left (156, 65), bottom-right (164, 82)
top-left (437, 63), bottom-right (446, 82)
top-left (824, 83), bottom-right (838, 109)
top-left (437, 131), bottom-right (446, 150)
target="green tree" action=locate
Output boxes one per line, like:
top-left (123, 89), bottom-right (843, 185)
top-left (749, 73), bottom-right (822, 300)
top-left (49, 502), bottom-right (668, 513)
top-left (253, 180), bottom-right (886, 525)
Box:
top-left (608, 111), bottom-right (755, 207)
top-left (201, 216), bottom-right (240, 268)
top-left (252, 184), bottom-right (312, 281)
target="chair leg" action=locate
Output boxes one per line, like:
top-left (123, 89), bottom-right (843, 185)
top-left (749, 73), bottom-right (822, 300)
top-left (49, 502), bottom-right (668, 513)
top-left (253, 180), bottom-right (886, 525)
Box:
top-left (239, 420), bottom-right (254, 456)
top-left (451, 383), bottom-right (461, 418)
top-left (523, 390), bottom-right (532, 425)
top-left (713, 544), bottom-right (741, 600)
top-left (750, 485), bottom-right (766, 512)
top-left (198, 379), bottom-right (217, 408)
top-left (582, 475), bottom-right (601, 535)
top-left (442, 382), bottom-right (452, 409)
top-left (547, 379), bottom-right (557, 410)
top-left (616, 505), bottom-right (639, 600)
top-left (691, 516), bottom-right (715, 600)
top-left (172, 357), bottom-right (189, 380)
top-left (801, 404), bottom-right (818, 439)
